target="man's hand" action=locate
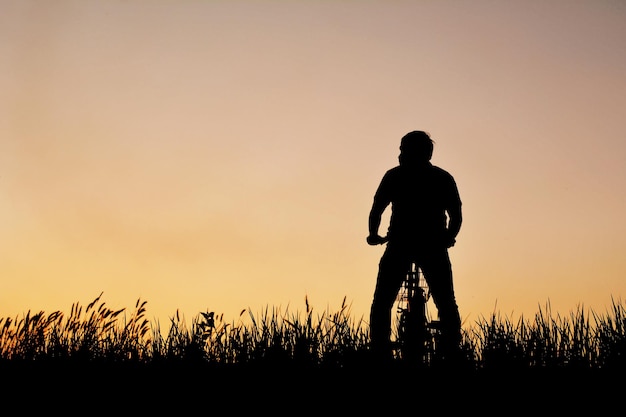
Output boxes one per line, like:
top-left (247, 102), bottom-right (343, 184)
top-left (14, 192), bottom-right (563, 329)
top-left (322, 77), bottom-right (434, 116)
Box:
top-left (444, 231), bottom-right (457, 248)
top-left (367, 234), bottom-right (387, 246)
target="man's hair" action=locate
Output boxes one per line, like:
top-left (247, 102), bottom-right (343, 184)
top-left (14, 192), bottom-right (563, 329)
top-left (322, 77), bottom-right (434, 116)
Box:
top-left (400, 130), bottom-right (434, 161)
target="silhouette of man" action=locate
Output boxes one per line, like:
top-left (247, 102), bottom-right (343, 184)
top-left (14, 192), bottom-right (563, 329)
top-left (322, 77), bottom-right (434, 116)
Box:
top-left (367, 130), bottom-right (462, 362)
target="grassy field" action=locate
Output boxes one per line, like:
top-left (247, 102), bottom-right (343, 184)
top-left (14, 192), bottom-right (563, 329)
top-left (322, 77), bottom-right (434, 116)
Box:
top-left (1, 294), bottom-right (624, 412)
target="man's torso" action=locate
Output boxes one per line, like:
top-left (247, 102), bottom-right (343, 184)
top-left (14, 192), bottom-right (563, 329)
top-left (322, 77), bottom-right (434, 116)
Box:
top-left (376, 164), bottom-right (460, 243)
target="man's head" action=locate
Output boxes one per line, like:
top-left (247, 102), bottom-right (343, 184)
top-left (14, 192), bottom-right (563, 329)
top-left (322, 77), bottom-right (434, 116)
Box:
top-left (399, 130), bottom-right (434, 165)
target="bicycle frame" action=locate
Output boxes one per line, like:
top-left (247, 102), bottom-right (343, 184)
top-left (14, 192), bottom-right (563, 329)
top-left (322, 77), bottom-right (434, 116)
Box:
top-left (394, 262), bottom-right (440, 364)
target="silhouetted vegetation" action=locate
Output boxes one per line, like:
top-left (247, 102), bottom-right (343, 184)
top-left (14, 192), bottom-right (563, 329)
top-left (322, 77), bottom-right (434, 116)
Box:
top-left (2, 293), bottom-right (625, 373)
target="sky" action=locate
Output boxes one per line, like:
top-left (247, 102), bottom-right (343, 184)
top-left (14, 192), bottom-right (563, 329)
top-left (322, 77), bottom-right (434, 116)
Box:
top-left (2, 0), bottom-right (626, 331)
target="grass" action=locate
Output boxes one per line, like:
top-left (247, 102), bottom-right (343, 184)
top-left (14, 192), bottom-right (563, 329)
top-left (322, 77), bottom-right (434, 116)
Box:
top-left (2, 292), bottom-right (625, 372)
top-left (2, 294), bottom-right (624, 410)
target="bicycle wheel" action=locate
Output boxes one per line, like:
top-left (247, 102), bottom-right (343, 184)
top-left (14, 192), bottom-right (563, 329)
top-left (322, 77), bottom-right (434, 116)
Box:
top-left (396, 266), bottom-right (430, 364)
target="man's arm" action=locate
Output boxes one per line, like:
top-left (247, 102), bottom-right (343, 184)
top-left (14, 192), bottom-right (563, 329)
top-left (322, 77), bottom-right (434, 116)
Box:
top-left (444, 174), bottom-right (462, 247)
top-left (446, 202), bottom-right (462, 245)
top-left (367, 197), bottom-right (388, 245)
top-left (444, 172), bottom-right (462, 247)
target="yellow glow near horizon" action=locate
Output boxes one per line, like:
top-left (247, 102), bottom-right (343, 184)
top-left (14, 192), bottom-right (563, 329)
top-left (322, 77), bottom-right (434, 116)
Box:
top-left (2, 1), bottom-right (626, 328)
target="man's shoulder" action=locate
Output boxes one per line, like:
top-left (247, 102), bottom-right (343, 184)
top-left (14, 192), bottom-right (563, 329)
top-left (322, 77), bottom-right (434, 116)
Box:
top-left (379, 166), bottom-right (402, 181)
top-left (383, 164), bottom-right (456, 182)
top-left (430, 165), bottom-right (455, 180)
top-left (384, 165), bottom-right (402, 175)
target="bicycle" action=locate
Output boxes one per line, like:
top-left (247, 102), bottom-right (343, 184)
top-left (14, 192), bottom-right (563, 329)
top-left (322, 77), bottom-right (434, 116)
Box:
top-left (393, 261), bottom-right (441, 365)
top-left (369, 235), bottom-right (442, 365)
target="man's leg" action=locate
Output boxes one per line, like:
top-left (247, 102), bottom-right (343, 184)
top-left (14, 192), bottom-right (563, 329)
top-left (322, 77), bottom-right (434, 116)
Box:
top-left (420, 249), bottom-right (462, 358)
top-left (369, 245), bottom-right (409, 361)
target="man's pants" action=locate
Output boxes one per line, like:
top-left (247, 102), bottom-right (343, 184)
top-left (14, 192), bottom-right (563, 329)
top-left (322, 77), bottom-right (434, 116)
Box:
top-left (369, 242), bottom-right (462, 359)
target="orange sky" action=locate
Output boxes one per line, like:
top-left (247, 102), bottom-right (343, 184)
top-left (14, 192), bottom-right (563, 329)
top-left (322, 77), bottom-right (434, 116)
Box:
top-left (2, 0), bottom-right (626, 329)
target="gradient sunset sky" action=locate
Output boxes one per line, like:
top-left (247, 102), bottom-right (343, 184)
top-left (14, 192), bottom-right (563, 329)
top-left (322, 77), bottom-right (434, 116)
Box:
top-left (2, 0), bottom-right (625, 329)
